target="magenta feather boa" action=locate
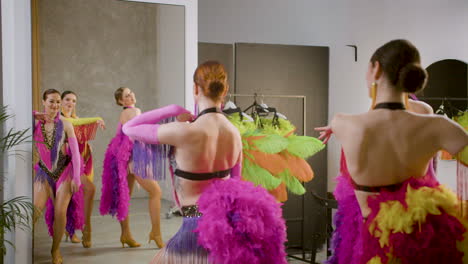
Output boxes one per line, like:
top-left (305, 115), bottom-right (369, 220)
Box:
top-left (195, 178), bottom-right (288, 264)
top-left (99, 124), bottom-right (133, 221)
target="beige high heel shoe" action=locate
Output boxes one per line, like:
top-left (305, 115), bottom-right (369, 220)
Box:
top-left (148, 232), bottom-right (165, 249)
top-left (82, 228), bottom-right (92, 248)
top-left (120, 234), bottom-right (141, 248)
top-left (51, 250), bottom-right (63, 264)
top-left (65, 231), bottom-right (81, 243)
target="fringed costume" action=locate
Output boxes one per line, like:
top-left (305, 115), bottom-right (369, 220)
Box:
top-left (99, 120), bottom-right (171, 221)
top-left (34, 117), bottom-right (84, 237)
top-left (454, 112), bottom-right (468, 219)
top-left (64, 117), bottom-right (102, 182)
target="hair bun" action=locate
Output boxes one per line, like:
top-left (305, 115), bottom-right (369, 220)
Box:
top-left (398, 63), bottom-right (428, 93)
top-left (207, 80), bottom-right (225, 99)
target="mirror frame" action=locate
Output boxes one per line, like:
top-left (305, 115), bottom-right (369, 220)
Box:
top-left (1, 0), bottom-right (197, 263)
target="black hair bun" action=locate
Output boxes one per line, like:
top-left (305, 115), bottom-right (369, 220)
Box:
top-left (398, 63), bottom-right (428, 93)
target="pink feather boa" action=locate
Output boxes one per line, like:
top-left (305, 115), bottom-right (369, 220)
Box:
top-left (195, 178), bottom-right (288, 264)
top-left (99, 124), bottom-right (133, 221)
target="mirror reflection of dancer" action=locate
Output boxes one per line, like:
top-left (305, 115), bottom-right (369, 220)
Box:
top-left (317, 39), bottom-right (468, 264)
top-left (33, 89), bottom-right (83, 264)
top-left (99, 87), bottom-right (164, 248)
top-left (123, 61), bottom-right (288, 264)
top-left (61, 91), bottom-right (105, 247)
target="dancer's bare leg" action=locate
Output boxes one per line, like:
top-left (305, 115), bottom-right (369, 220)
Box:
top-left (51, 181), bottom-right (72, 264)
top-left (33, 181), bottom-right (52, 225)
top-left (81, 174), bottom-right (95, 247)
top-left (119, 173), bottom-right (140, 247)
top-left (134, 176), bottom-right (164, 248)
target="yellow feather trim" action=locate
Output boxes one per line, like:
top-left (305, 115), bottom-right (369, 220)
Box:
top-left (369, 185), bottom-right (463, 248)
top-left (64, 117), bottom-right (102, 126)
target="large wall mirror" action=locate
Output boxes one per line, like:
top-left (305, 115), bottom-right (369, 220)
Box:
top-left (31, 0), bottom-right (196, 263)
top-left (421, 59), bottom-right (468, 113)
top-left (419, 59), bottom-right (468, 193)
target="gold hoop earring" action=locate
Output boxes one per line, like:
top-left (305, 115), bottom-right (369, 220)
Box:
top-left (404, 93), bottom-right (409, 110)
top-left (370, 82), bottom-right (377, 109)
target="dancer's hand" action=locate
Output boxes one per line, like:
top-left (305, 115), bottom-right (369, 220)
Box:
top-left (97, 119), bottom-right (106, 130)
top-left (176, 113), bottom-right (194, 122)
top-left (33, 111), bottom-right (51, 122)
top-left (315, 125), bottom-right (333, 144)
top-left (71, 180), bottom-right (80, 194)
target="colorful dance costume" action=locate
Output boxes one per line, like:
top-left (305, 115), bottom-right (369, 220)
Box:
top-left (327, 103), bottom-right (468, 264)
top-left (63, 117), bottom-right (103, 182)
top-left (453, 112), bottom-right (468, 219)
top-left (33, 115), bottom-right (83, 237)
top-left (122, 105), bottom-right (288, 264)
top-left (99, 108), bottom-right (170, 221)
top-left (227, 112), bottom-right (324, 202)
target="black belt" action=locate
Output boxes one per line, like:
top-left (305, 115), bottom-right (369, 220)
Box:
top-left (174, 168), bottom-right (231, 181)
top-left (350, 177), bottom-right (403, 193)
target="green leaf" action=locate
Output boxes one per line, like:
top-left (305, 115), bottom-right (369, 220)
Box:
top-left (242, 159), bottom-right (281, 190)
top-left (0, 106), bottom-right (34, 256)
top-left (0, 196), bottom-right (34, 255)
top-left (0, 106), bottom-right (31, 152)
top-left (287, 135), bottom-right (325, 158)
top-left (278, 169), bottom-right (306, 195)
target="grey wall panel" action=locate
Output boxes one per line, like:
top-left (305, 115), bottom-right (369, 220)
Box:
top-left (198, 43), bottom-right (234, 91)
top-left (235, 43), bottom-right (329, 250)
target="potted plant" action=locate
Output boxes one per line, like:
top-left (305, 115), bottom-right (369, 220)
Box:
top-left (0, 105), bottom-right (34, 257)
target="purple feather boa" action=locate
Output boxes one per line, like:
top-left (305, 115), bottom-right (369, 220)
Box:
top-left (325, 173), bottom-right (363, 264)
top-left (195, 178), bottom-right (288, 264)
top-left (99, 125), bottom-right (133, 221)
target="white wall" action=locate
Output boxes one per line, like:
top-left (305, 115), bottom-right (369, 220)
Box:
top-left (198, 0), bottom-right (468, 191)
top-left (1, 1), bottom-right (33, 263)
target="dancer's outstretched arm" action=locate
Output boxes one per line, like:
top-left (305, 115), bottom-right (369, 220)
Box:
top-left (122, 104), bottom-right (191, 145)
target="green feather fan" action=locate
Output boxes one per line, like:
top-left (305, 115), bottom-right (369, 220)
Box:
top-left (242, 159), bottom-right (282, 190)
top-left (227, 114), bottom-right (256, 135)
top-left (277, 169), bottom-right (306, 195)
top-left (260, 118), bottom-right (296, 136)
top-left (286, 135), bottom-right (325, 159)
top-left (253, 134), bottom-right (289, 154)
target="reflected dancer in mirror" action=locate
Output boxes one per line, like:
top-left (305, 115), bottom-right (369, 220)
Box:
top-left (33, 89), bottom-right (83, 264)
top-left (99, 87), bottom-right (165, 249)
top-left (60, 90), bottom-right (105, 248)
